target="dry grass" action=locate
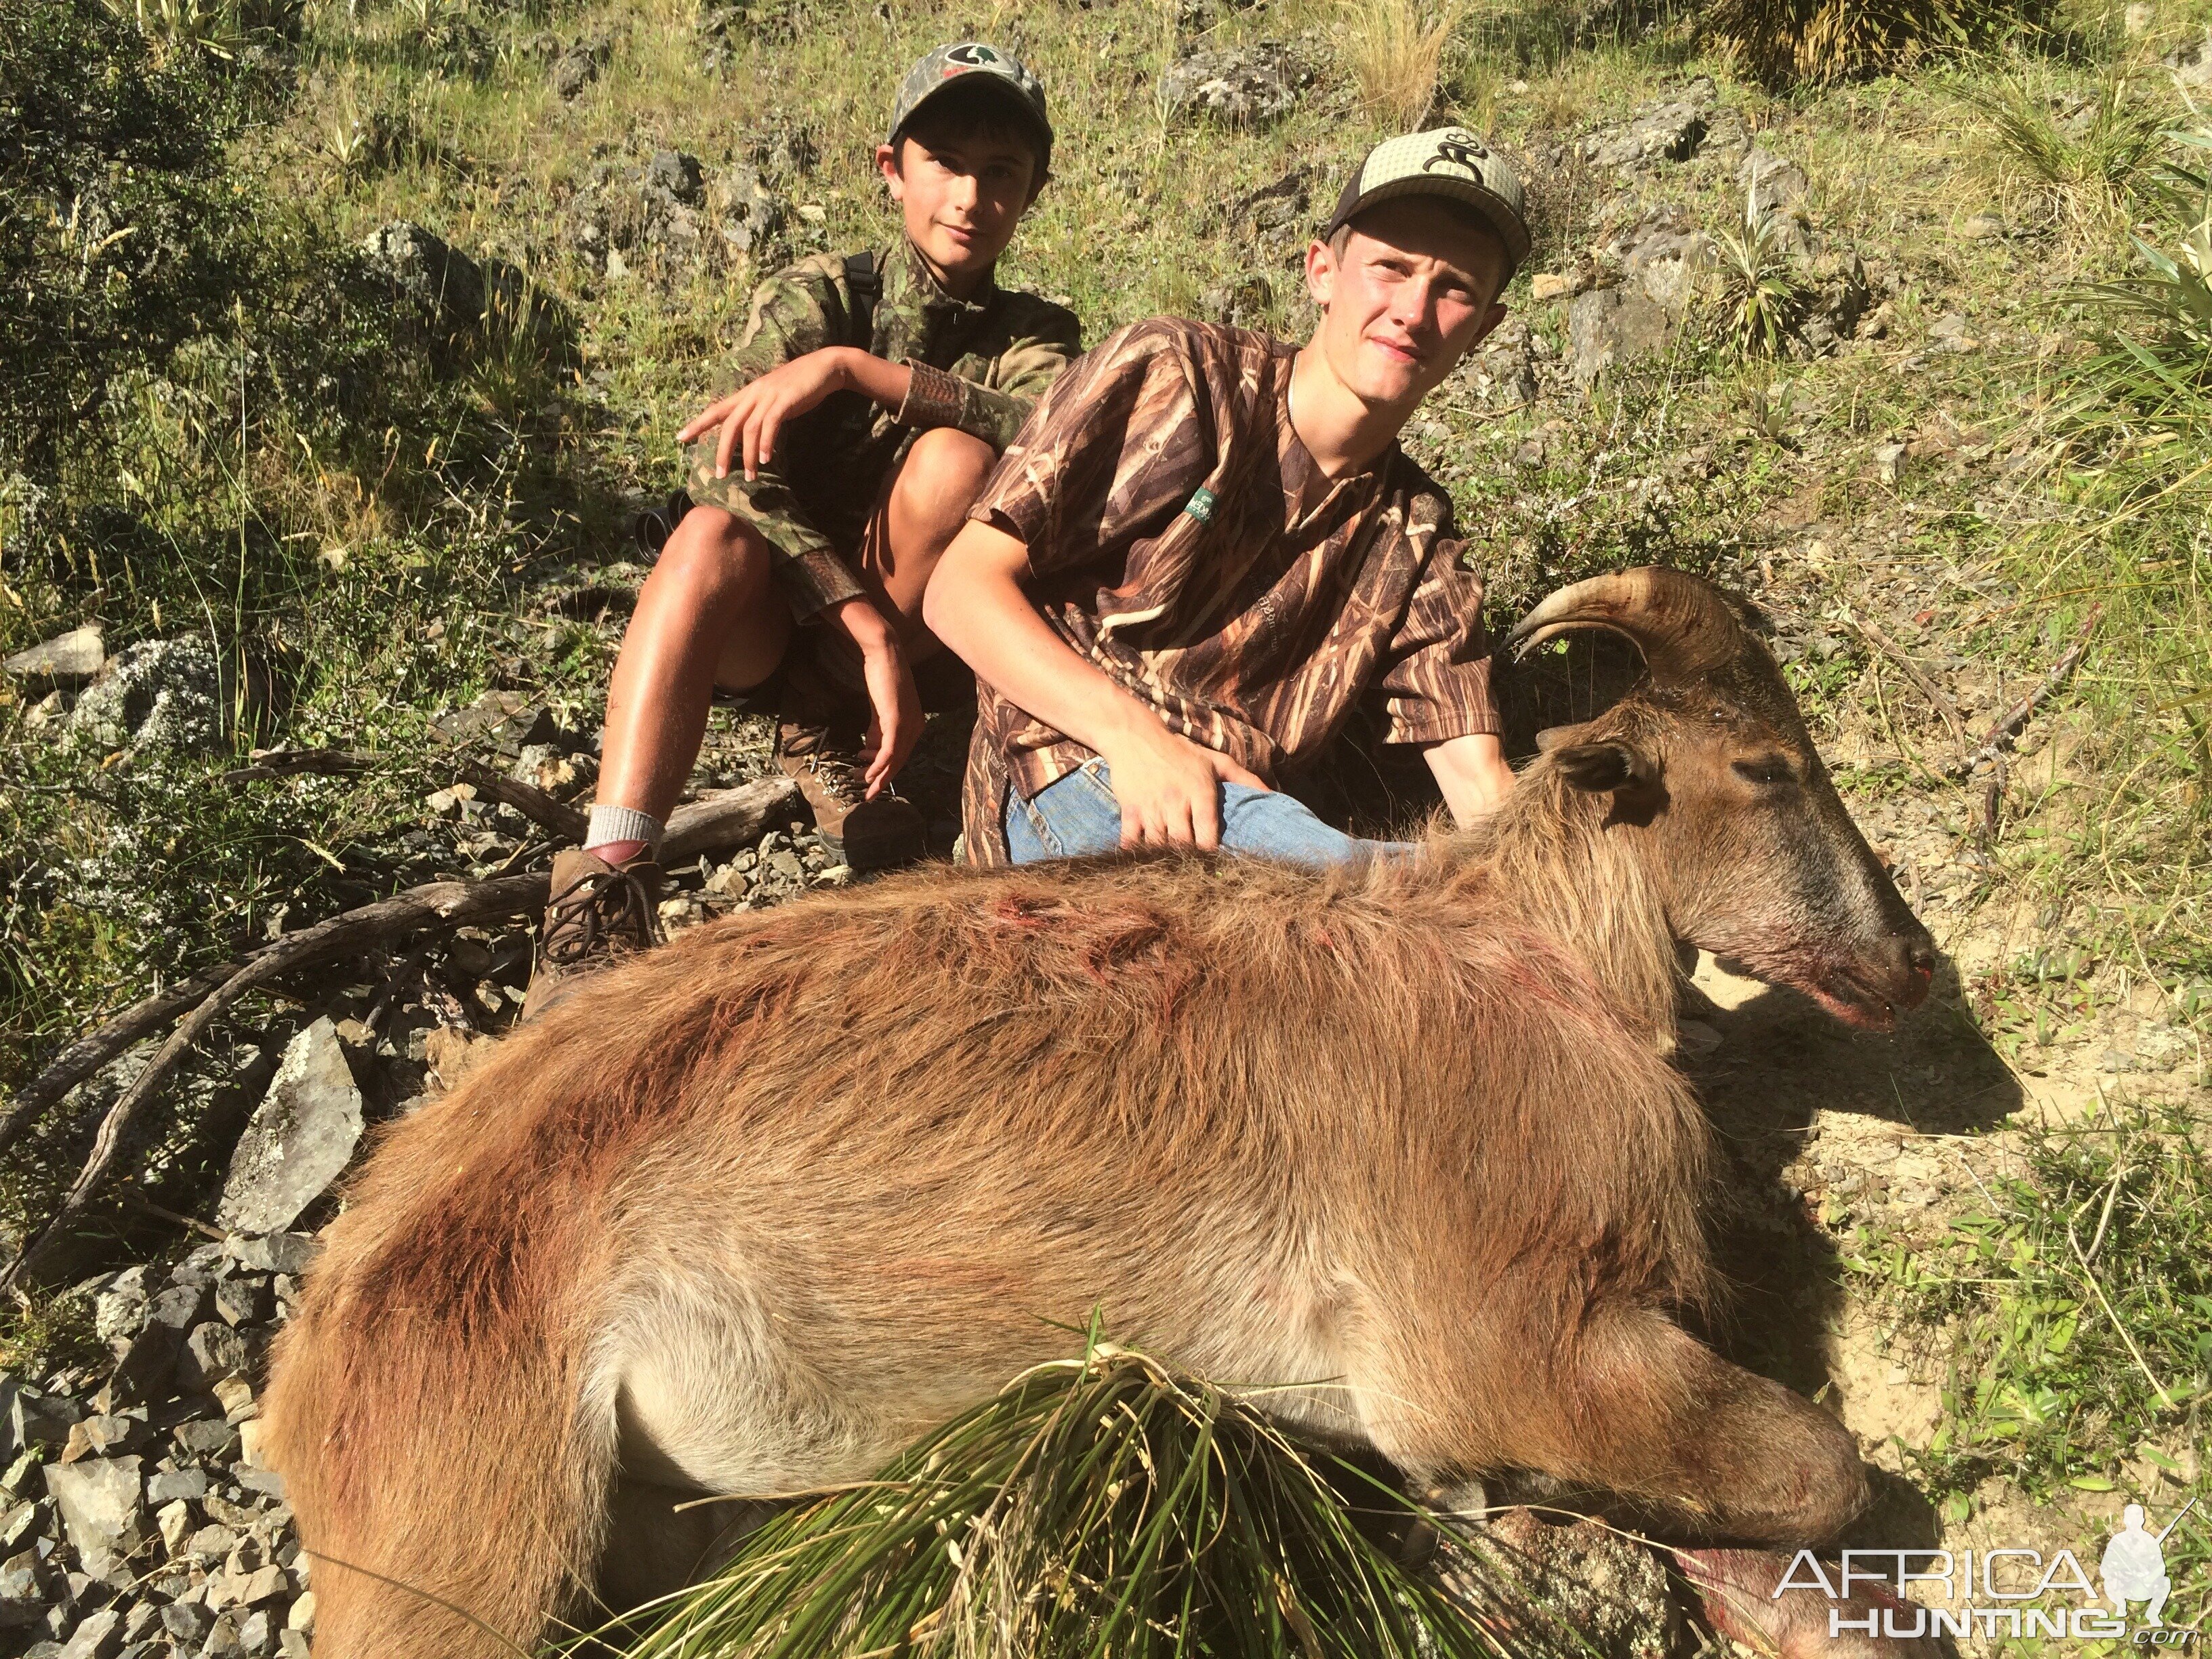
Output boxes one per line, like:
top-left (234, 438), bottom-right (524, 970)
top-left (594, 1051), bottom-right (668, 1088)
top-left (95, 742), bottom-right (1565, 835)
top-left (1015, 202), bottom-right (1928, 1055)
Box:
top-left (1336, 0), bottom-right (1464, 128)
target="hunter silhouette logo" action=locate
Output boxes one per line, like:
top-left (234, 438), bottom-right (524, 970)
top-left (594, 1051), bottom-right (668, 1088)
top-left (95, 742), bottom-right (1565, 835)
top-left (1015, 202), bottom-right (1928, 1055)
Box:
top-left (1423, 132), bottom-right (1489, 177)
top-left (2104, 1498), bottom-right (2194, 1626)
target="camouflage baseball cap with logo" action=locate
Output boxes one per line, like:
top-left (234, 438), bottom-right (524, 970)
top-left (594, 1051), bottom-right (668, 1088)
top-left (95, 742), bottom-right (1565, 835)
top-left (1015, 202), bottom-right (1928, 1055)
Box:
top-left (887, 43), bottom-right (1053, 176)
top-left (1325, 126), bottom-right (1531, 271)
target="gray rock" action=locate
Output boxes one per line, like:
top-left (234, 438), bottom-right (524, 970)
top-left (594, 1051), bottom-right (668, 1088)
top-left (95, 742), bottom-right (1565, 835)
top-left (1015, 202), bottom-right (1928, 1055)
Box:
top-left (203, 1610), bottom-right (247, 1658)
top-left (1158, 41), bottom-right (1305, 126)
top-left (11, 1391), bottom-right (83, 1454)
top-left (58, 1607), bottom-right (121, 1659)
top-left (359, 222), bottom-right (487, 346)
top-left (43, 1458), bottom-right (144, 1578)
top-left (216, 1020), bottom-right (363, 1236)
top-left (212, 1278), bottom-right (270, 1330)
top-left (709, 163), bottom-right (785, 258)
top-left (238, 1609), bottom-right (276, 1656)
top-left (222, 1234), bottom-right (318, 1279)
top-left (60, 1416), bottom-right (144, 1461)
top-left (1587, 79), bottom-right (1715, 169)
top-left (1, 1548), bottom-right (47, 1626)
top-left (0, 1499), bottom-right (39, 1551)
top-left (3, 628), bottom-right (104, 690)
top-left (177, 1325), bottom-right (249, 1393)
top-left (647, 149), bottom-right (705, 207)
top-left (1622, 228), bottom-right (1718, 313)
top-left (2166, 28), bottom-right (2212, 87)
top-left (172, 1420), bottom-right (239, 1461)
top-left (93, 1267), bottom-right (152, 1349)
top-left (65, 639), bottom-right (222, 756)
top-left (551, 45), bottom-right (598, 98)
top-left (146, 1469), bottom-right (209, 1506)
top-left (1568, 286), bottom-right (1672, 384)
top-left (160, 1602), bottom-right (213, 1645)
top-left (1740, 146), bottom-right (1807, 215)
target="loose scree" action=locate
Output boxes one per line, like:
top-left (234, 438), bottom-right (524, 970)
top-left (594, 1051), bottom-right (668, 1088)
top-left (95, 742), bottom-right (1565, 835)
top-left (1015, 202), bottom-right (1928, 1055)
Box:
top-left (264, 567), bottom-right (1938, 1659)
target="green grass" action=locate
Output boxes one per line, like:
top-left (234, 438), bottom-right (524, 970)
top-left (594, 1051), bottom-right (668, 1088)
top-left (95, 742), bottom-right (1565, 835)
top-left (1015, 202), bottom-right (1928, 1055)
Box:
top-left (592, 1328), bottom-right (1595, 1659)
top-left (1845, 1101), bottom-right (2209, 1494)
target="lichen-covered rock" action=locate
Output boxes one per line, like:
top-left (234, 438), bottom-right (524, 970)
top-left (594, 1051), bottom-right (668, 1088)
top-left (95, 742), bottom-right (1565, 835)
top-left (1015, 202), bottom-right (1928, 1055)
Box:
top-left (64, 637), bottom-right (223, 755)
top-left (1157, 41), bottom-right (1305, 126)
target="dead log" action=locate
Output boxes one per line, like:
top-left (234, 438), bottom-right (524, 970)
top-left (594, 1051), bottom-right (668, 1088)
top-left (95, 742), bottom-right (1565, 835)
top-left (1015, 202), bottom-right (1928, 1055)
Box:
top-left (663, 777), bottom-right (803, 864)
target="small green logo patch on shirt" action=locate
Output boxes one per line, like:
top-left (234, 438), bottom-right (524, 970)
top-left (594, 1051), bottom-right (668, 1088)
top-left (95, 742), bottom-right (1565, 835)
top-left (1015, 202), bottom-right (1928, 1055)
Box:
top-left (1184, 487), bottom-right (1217, 523)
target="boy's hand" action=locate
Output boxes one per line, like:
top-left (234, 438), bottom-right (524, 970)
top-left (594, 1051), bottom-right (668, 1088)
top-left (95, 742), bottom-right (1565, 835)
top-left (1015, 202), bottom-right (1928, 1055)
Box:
top-left (679, 348), bottom-right (858, 483)
top-left (825, 596), bottom-right (922, 796)
top-left (1099, 720), bottom-right (1268, 852)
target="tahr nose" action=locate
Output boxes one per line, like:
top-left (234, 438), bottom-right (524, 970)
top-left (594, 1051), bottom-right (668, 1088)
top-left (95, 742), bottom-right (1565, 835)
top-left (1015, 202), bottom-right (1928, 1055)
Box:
top-left (1895, 932), bottom-right (1937, 1007)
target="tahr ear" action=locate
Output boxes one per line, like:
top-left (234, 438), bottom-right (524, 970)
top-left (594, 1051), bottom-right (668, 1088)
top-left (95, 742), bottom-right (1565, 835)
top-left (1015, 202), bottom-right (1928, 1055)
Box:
top-left (1534, 724), bottom-right (1581, 753)
top-left (1553, 741), bottom-right (1660, 794)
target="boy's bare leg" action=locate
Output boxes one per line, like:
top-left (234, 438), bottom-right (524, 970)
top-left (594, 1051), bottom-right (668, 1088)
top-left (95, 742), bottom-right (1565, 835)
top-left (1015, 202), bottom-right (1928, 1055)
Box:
top-left (854, 426), bottom-right (997, 660)
top-left (598, 506), bottom-right (791, 830)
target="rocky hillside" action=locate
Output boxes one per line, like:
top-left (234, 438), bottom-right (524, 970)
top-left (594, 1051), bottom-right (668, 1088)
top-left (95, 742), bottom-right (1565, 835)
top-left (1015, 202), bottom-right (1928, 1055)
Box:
top-left (3, 0), bottom-right (2210, 1647)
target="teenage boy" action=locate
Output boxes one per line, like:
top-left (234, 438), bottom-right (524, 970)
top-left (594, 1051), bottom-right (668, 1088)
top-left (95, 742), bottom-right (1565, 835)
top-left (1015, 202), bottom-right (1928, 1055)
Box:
top-left (527, 43), bottom-right (1080, 1015)
top-left (925, 128), bottom-right (1525, 867)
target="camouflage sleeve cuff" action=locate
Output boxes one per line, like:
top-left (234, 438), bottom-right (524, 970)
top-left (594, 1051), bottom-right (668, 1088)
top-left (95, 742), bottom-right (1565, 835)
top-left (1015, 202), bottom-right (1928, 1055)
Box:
top-left (898, 361), bottom-right (1033, 450)
top-left (897, 362), bottom-right (968, 430)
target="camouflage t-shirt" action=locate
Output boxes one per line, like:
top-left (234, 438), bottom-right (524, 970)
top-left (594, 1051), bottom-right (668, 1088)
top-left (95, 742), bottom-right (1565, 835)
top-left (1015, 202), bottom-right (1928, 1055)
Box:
top-left (684, 239), bottom-right (1082, 619)
top-left (959, 317), bottom-right (1501, 865)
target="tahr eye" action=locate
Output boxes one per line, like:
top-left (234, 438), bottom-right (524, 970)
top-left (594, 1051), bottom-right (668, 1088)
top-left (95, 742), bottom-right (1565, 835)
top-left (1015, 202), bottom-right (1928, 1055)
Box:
top-left (1733, 758), bottom-right (1795, 786)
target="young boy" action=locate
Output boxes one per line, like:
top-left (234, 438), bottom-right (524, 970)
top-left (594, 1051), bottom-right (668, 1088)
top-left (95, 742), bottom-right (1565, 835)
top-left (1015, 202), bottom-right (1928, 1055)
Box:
top-left (527, 43), bottom-right (1080, 1016)
top-left (925, 129), bottom-right (1526, 867)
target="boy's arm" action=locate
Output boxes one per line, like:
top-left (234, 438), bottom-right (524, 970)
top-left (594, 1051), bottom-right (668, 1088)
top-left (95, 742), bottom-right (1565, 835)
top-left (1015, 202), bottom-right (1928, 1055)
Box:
top-left (1425, 733), bottom-right (1515, 821)
top-left (897, 303), bottom-right (1084, 451)
top-left (924, 518), bottom-right (1265, 850)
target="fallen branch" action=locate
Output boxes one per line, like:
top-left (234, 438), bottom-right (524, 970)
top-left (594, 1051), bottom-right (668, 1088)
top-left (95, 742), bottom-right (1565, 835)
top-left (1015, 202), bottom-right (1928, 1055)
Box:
top-left (663, 777), bottom-right (803, 865)
top-left (3, 874), bottom-right (551, 1294)
top-left (449, 756), bottom-right (588, 843)
top-left (1847, 613), bottom-right (1971, 770)
top-left (1948, 607), bottom-right (2102, 780)
top-left (227, 747), bottom-right (586, 842)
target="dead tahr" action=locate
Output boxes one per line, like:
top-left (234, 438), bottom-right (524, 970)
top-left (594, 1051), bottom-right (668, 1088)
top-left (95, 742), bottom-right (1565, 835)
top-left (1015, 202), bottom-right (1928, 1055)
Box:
top-left (265, 569), bottom-right (1942, 1658)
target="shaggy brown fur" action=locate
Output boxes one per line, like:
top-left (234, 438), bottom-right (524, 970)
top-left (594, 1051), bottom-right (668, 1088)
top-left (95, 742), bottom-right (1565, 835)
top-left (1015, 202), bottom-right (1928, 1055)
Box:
top-left (264, 573), bottom-right (1935, 1659)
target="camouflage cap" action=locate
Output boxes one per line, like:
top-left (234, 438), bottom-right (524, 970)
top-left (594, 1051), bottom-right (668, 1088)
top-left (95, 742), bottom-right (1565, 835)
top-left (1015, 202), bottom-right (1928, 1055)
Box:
top-left (1325, 126), bottom-right (1531, 271)
top-left (887, 43), bottom-right (1053, 175)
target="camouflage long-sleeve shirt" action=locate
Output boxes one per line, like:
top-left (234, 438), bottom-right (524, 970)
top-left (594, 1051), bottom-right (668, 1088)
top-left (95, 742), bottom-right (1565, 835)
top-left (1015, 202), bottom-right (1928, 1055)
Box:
top-left (684, 239), bottom-right (1082, 619)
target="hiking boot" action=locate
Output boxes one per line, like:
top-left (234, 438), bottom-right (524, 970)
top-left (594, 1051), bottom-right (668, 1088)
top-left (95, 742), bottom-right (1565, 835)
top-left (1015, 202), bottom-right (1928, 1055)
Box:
top-left (775, 716), bottom-right (926, 872)
top-left (520, 846), bottom-right (664, 1022)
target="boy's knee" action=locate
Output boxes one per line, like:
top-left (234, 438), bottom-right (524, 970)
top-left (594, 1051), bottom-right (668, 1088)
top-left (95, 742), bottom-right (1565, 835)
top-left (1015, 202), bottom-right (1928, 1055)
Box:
top-left (895, 428), bottom-right (996, 513)
top-left (657, 507), bottom-right (771, 602)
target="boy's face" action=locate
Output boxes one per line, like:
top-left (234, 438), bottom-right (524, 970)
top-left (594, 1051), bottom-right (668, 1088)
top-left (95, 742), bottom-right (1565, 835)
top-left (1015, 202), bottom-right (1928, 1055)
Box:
top-left (1304, 199), bottom-right (1509, 414)
top-left (876, 125), bottom-right (1041, 288)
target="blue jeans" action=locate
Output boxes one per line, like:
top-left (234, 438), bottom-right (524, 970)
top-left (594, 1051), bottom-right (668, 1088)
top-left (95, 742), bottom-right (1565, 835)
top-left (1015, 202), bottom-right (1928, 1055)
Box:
top-left (1004, 757), bottom-right (1410, 871)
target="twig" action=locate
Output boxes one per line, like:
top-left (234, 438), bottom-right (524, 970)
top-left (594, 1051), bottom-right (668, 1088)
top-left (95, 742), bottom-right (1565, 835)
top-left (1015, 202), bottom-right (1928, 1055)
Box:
top-left (1978, 751), bottom-right (2007, 857)
top-left (1949, 607), bottom-right (2103, 779)
top-left (3, 874), bottom-right (552, 1294)
top-left (1847, 612), bottom-right (1971, 769)
top-left (220, 747), bottom-right (376, 784)
top-left (2066, 1213), bottom-right (2177, 1412)
top-left (119, 1191), bottom-right (228, 1243)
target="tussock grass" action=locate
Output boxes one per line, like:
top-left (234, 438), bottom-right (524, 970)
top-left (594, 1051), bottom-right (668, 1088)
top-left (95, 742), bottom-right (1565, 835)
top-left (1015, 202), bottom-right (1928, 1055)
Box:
top-left (601, 1336), bottom-right (1579, 1659)
top-left (1968, 69), bottom-right (2173, 241)
top-left (1335, 0), bottom-right (1464, 129)
top-left (1704, 0), bottom-right (2045, 85)
top-left (1708, 171), bottom-right (1811, 356)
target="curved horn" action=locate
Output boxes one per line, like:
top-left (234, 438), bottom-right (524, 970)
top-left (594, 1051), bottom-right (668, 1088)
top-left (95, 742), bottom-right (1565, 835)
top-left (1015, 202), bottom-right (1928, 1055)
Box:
top-left (1503, 566), bottom-right (1743, 681)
